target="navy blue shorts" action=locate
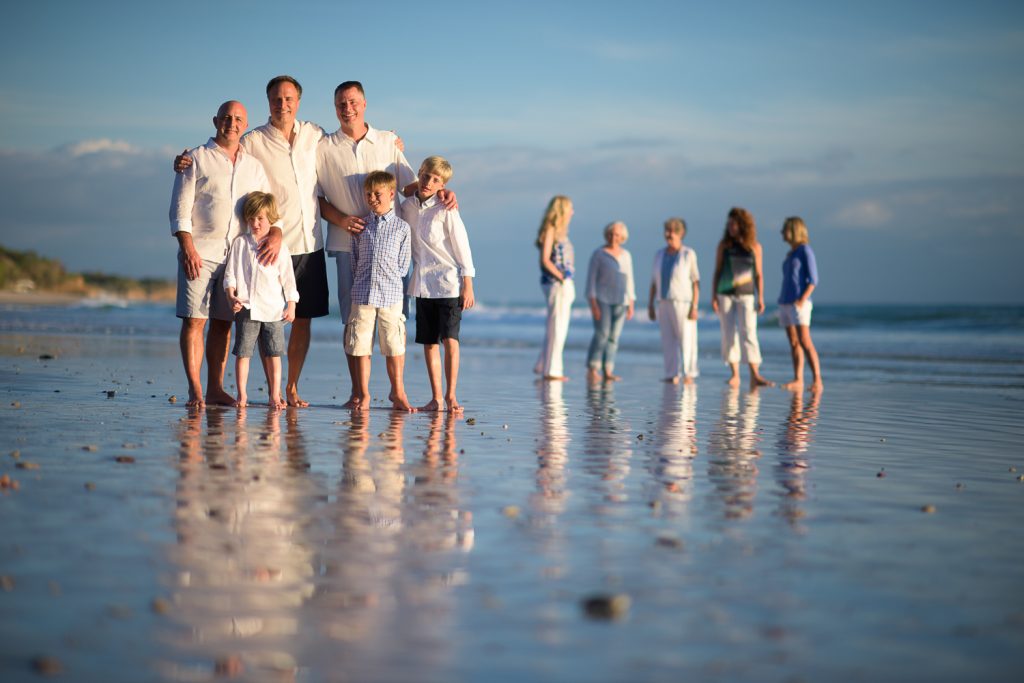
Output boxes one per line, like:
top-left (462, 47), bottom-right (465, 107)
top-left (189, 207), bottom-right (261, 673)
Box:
top-left (292, 249), bottom-right (329, 319)
top-left (415, 297), bottom-right (462, 344)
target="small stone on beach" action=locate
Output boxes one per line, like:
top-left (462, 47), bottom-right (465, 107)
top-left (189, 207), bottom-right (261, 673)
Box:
top-left (582, 593), bottom-right (631, 620)
top-left (466, 418), bottom-right (476, 425)
top-left (16, 462), bottom-right (39, 470)
top-left (38, 354), bottom-right (55, 360)
top-left (114, 456), bottom-right (136, 464)
top-left (168, 396), bottom-right (177, 404)
top-left (1, 575), bottom-right (14, 591)
top-left (877, 470), bottom-right (886, 478)
top-left (151, 597), bottom-right (172, 614)
top-left (11, 401), bottom-right (20, 408)
top-left (921, 504), bottom-right (937, 514)
top-left (10, 450), bottom-right (20, 459)
top-left (84, 482), bottom-right (96, 491)
top-left (30, 655), bottom-right (63, 675)
top-left (502, 505), bottom-right (520, 518)
top-left (82, 445), bottom-right (98, 452)
top-left (105, 390), bottom-right (116, 398)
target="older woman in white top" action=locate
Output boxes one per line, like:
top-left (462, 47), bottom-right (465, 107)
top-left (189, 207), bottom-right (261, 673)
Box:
top-left (585, 221), bottom-right (636, 382)
top-left (648, 217), bottom-right (700, 384)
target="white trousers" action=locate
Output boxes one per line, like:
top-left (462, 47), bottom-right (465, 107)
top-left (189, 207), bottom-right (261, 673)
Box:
top-left (716, 294), bottom-right (762, 365)
top-left (658, 299), bottom-right (699, 379)
top-left (535, 279), bottom-right (575, 377)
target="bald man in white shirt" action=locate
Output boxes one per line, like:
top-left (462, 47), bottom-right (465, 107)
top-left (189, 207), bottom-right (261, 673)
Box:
top-left (169, 100), bottom-right (273, 408)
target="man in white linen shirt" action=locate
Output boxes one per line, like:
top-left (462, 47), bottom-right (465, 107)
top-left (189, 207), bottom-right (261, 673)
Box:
top-left (169, 100), bottom-right (273, 408)
top-left (317, 80), bottom-right (457, 406)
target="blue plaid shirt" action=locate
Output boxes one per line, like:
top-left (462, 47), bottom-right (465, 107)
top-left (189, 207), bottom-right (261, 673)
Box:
top-left (350, 209), bottom-right (411, 308)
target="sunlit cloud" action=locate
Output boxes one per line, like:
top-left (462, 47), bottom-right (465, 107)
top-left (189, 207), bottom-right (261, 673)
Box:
top-left (831, 200), bottom-right (893, 229)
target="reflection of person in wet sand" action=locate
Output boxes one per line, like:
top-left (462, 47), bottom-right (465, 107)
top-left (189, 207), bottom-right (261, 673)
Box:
top-left (533, 381), bottom-right (572, 515)
top-left (774, 388), bottom-right (820, 528)
top-left (165, 406), bottom-right (314, 680)
top-left (647, 383), bottom-right (699, 515)
top-left (582, 383), bottom-right (632, 506)
top-left (706, 386), bottom-right (762, 520)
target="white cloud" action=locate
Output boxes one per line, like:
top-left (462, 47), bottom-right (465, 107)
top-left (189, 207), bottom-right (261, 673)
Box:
top-left (830, 200), bottom-right (893, 229)
top-left (62, 139), bottom-right (142, 157)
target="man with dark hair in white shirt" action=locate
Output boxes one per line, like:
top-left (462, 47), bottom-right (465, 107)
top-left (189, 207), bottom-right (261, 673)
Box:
top-left (169, 100), bottom-right (273, 408)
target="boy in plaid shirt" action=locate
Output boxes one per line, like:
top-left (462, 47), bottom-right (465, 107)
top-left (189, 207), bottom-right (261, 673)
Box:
top-left (344, 171), bottom-right (415, 411)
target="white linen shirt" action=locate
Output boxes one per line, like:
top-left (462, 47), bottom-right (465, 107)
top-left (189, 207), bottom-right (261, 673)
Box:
top-left (169, 139), bottom-right (272, 263)
top-left (585, 248), bottom-right (636, 305)
top-left (651, 246), bottom-right (700, 303)
top-left (223, 233), bottom-right (300, 322)
top-left (316, 125), bottom-right (415, 253)
top-left (400, 194), bottom-right (476, 298)
top-left (241, 120), bottom-right (325, 256)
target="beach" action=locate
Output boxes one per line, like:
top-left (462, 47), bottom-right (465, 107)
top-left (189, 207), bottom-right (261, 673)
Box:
top-left (1, 301), bottom-right (1023, 682)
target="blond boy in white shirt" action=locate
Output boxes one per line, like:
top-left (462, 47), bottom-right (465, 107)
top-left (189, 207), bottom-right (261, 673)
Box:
top-left (400, 156), bottom-right (476, 413)
top-left (224, 192), bottom-right (299, 408)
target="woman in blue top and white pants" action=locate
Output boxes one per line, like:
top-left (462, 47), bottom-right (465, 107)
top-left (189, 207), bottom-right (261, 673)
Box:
top-left (777, 216), bottom-right (822, 391)
top-left (648, 217), bottom-right (700, 384)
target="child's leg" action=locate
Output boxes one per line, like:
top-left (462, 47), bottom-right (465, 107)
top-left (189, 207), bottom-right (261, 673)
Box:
top-left (235, 356), bottom-right (250, 407)
top-left (344, 305), bottom-right (377, 409)
top-left (421, 344), bottom-right (443, 411)
top-left (263, 356), bottom-right (283, 408)
top-left (379, 303), bottom-right (415, 412)
top-left (442, 337), bottom-right (462, 412)
top-left (352, 355), bottom-right (372, 410)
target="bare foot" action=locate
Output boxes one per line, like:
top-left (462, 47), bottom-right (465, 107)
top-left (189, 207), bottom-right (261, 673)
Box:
top-left (391, 394), bottom-right (417, 412)
top-left (751, 375), bottom-right (775, 388)
top-left (682, 376), bottom-right (695, 385)
top-left (420, 398), bottom-right (442, 412)
top-left (726, 375), bottom-right (741, 387)
top-left (781, 380), bottom-right (804, 391)
top-left (236, 394), bottom-right (248, 408)
top-left (661, 376), bottom-right (680, 384)
top-left (445, 397), bottom-right (464, 413)
top-left (286, 385), bottom-right (309, 408)
top-left (186, 392), bottom-right (205, 408)
top-left (341, 395), bottom-right (360, 409)
top-left (269, 395), bottom-right (286, 409)
top-left (603, 373), bottom-right (621, 382)
top-left (543, 375), bottom-right (569, 382)
top-left (810, 381), bottom-right (824, 393)
top-left (586, 368), bottom-right (601, 383)
top-left (206, 388), bottom-right (236, 406)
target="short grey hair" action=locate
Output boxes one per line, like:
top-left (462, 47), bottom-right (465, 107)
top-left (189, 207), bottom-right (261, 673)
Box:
top-left (603, 221), bottom-right (628, 244)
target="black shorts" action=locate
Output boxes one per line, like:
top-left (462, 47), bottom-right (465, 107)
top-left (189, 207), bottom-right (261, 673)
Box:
top-left (292, 249), bottom-right (329, 319)
top-left (415, 297), bottom-right (462, 344)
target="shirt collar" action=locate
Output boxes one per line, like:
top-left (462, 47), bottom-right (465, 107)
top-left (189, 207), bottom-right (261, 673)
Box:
top-left (370, 208), bottom-right (395, 223)
top-left (261, 118), bottom-right (300, 140)
top-left (416, 193), bottom-right (439, 209)
top-left (205, 137), bottom-right (245, 159)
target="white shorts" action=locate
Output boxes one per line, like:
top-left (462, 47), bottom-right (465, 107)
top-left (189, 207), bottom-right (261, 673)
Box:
top-left (344, 303), bottom-right (406, 357)
top-left (778, 301), bottom-right (813, 328)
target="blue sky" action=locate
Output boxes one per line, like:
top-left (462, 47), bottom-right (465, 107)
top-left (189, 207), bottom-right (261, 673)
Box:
top-left (1, 0), bottom-right (1022, 303)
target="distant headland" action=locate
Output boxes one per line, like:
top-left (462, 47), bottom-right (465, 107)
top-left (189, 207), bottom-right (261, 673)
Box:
top-left (0, 245), bottom-right (174, 304)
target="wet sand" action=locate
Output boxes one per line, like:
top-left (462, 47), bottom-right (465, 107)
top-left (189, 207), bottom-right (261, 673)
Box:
top-left (1, 331), bottom-right (1022, 682)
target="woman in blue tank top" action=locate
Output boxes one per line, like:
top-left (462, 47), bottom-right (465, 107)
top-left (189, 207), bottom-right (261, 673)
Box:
top-left (534, 196), bottom-right (575, 380)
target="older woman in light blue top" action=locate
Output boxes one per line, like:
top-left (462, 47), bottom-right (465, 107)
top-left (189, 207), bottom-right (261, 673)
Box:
top-left (585, 221), bottom-right (636, 382)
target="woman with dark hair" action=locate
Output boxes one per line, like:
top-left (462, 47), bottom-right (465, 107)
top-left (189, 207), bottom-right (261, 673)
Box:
top-left (711, 207), bottom-right (772, 387)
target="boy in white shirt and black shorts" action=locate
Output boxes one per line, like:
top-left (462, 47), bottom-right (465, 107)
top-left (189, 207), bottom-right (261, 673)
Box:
top-left (400, 156), bottom-right (476, 413)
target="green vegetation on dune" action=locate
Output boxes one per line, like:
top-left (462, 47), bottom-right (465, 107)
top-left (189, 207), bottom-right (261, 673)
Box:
top-left (0, 245), bottom-right (173, 300)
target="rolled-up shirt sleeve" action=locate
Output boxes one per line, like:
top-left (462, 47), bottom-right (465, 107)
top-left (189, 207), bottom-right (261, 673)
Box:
top-left (446, 209), bottom-right (475, 279)
top-left (279, 245), bottom-right (300, 303)
top-left (169, 159), bottom-right (196, 236)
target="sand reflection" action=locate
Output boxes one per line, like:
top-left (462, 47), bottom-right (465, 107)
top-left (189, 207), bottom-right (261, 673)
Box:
top-left (165, 407), bottom-right (315, 680)
top-left (706, 387), bottom-right (762, 520)
top-left (582, 383), bottom-right (632, 510)
top-left (773, 390), bottom-right (821, 531)
top-left (646, 383), bottom-right (699, 517)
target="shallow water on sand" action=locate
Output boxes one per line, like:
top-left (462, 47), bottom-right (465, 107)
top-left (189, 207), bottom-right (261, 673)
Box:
top-left (1, 330), bottom-right (1023, 682)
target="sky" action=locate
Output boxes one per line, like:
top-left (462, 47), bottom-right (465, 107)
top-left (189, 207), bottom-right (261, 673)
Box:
top-left (1, 0), bottom-right (1022, 304)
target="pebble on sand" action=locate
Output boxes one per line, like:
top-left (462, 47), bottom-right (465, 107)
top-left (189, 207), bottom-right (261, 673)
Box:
top-left (84, 482), bottom-right (96, 491)
top-left (9, 450), bottom-right (20, 459)
top-left (16, 461), bottom-right (39, 470)
top-left (30, 655), bottom-right (63, 676)
top-left (10, 401), bottom-right (20, 408)
top-left (466, 418), bottom-right (476, 425)
top-left (0, 474), bottom-right (19, 491)
top-left (582, 593), bottom-right (631, 620)
top-left (114, 456), bottom-right (136, 464)
top-left (921, 504), bottom-right (937, 514)
top-left (1, 575), bottom-right (13, 591)
top-left (168, 396), bottom-right (177, 404)
top-left (105, 390), bottom-right (116, 398)
top-left (502, 505), bottom-right (520, 518)
top-left (82, 445), bottom-right (99, 452)
top-left (151, 597), bottom-right (172, 614)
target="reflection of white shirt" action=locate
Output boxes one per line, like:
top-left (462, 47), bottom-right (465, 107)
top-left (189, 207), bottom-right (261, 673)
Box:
top-left (400, 194), bottom-right (475, 298)
top-left (651, 246), bottom-right (700, 303)
top-left (223, 234), bottom-right (299, 322)
top-left (169, 139), bottom-right (272, 263)
top-left (241, 120), bottom-right (325, 255)
top-left (316, 125), bottom-right (415, 253)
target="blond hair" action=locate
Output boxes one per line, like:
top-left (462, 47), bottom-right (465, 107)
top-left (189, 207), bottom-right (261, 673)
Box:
top-left (419, 155), bottom-right (453, 183)
top-left (242, 191), bottom-right (280, 225)
top-left (663, 217), bottom-right (687, 236)
top-left (363, 170), bottom-right (396, 192)
top-left (782, 216), bottom-right (809, 246)
top-left (535, 195), bottom-right (573, 248)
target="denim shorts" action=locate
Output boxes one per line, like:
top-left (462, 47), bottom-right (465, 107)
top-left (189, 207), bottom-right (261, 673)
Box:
top-left (232, 308), bottom-right (286, 358)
